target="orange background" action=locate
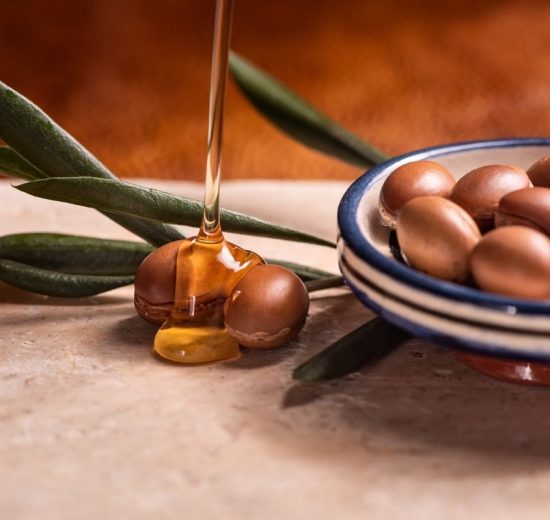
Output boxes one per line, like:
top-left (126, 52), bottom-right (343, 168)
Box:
top-left (1, 0), bottom-right (549, 181)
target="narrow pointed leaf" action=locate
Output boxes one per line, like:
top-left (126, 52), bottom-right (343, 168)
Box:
top-left (0, 259), bottom-right (133, 297)
top-left (0, 232), bottom-right (333, 280)
top-left (0, 233), bottom-right (153, 275)
top-left (266, 259), bottom-right (336, 281)
top-left (102, 214), bottom-right (183, 247)
top-left (293, 318), bottom-right (410, 381)
top-left (0, 81), bottom-right (183, 246)
top-left (304, 275), bottom-right (344, 292)
top-left (0, 145), bottom-right (46, 180)
top-left (229, 52), bottom-right (388, 169)
top-left (16, 177), bottom-right (335, 247)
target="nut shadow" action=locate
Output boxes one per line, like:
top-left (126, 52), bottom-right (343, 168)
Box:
top-left (106, 314), bottom-right (158, 351)
top-left (224, 291), bottom-right (368, 370)
top-left (224, 343), bottom-right (300, 370)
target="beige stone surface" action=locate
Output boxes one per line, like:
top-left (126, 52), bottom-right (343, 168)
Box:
top-left (2, 179), bottom-right (550, 520)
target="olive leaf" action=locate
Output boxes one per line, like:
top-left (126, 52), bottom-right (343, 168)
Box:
top-left (0, 233), bottom-right (153, 275)
top-left (0, 146), bottom-right (47, 180)
top-left (0, 259), bottom-right (133, 297)
top-left (0, 81), bottom-right (183, 247)
top-left (304, 275), bottom-right (344, 292)
top-left (266, 259), bottom-right (336, 281)
top-left (293, 318), bottom-right (410, 381)
top-left (229, 52), bottom-right (388, 169)
top-left (0, 232), bottom-right (336, 280)
top-left (16, 177), bottom-right (335, 247)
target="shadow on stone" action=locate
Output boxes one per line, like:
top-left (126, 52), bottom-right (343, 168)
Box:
top-left (282, 340), bottom-right (550, 470)
top-left (105, 314), bottom-right (157, 350)
top-left (224, 343), bottom-right (300, 370)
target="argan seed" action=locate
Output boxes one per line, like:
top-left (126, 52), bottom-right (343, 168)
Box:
top-left (495, 187), bottom-right (550, 235)
top-left (134, 239), bottom-right (183, 325)
top-left (527, 155), bottom-right (550, 187)
top-left (378, 160), bottom-right (456, 229)
top-left (396, 196), bottom-right (481, 283)
top-left (450, 164), bottom-right (531, 231)
top-left (224, 264), bottom-right (309, 349)
top-left (470, 226), bottom-right (550, 299)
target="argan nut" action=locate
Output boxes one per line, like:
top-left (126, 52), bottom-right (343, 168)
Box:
top-left (450, 164), bottom-right (531, 231)
top-left (224, 264), bottom-right (309, 349)
top-left (378, 160), bottom-right (455, 229)
top-left (396, 196), bottom-right (481, 283)
top-left (527, 155), bottom-right (550, 187)
top-left (470, 226), bottom-right (550, 299)
top-left (134, 239), bottom-right (183, 325)
top-left (495, 187), bottom-right (550, 235)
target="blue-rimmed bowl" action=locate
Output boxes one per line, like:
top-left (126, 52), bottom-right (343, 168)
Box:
top-left (337, 138), bottom-right (550, 362)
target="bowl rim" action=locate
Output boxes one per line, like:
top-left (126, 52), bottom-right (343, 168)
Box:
top-left (337, 137), bottom-right (550, 315)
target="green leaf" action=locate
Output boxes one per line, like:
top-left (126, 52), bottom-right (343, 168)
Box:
top-left (0, 259), bottom-right (133, 297)
top-left (266, 259), bottom-right (336, 281)
top-left (293, 318), bottom-right (410, 381)
top-left (0, 232), bottom-right (333, 280)
top-left (304, 275), bottom-right (344, 292)
top-left (0, 146), bottom-right (46, 180)
top-left (16, 177), bottom-right (335, 247)
top-left (229, 52), bottom-right (389, 169)
top-left (0, 233), bottom-right (153, 275)
top-left (0, 81), bottom-right (183, 246)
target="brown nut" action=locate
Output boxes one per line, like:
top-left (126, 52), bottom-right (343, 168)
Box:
top-left (134, 239), bottom-right (183, 325)
top-left (495, 187), bottom-right (550, 235)
top-left (450, 164), bottom-right (531, 231)
top-left (378, 160), bottom-right (455, 229)
top-left (527, 155), bottom-right (550, 187)
top-left (224, 264), bottom-right (309, 349)
top-left (470, 226), bottom-right (550, 299)
top-left (396, 196), bottom-right (481, 283)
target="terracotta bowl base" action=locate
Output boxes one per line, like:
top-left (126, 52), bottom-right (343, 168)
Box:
top-left (454, 351), bottom-right (550, 386)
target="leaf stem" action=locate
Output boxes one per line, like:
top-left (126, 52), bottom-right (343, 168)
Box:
top-left (305, 275), bottom-right (345, 292)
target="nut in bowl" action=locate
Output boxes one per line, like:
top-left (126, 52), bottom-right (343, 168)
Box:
top-left (337, 138), bottom-right (550, 385)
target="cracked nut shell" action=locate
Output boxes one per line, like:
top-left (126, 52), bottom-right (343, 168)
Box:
top-left (378, 160), bottom-right (455, 229)
top-left (224, 264), bottom-right (309, 349)
top-left (134, 239), bottom-right (183, 325)
top-left (450, 164), bottom-right (531, 231)
top-left (396, 196), bottom-right (481, 283)
top-left (470, 226), bottom-right (550, 299)
top-left (495, 187), bottom-right (550, 236)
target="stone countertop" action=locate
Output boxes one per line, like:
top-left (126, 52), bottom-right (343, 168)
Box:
top-left (2, 179), bottom-right (550, 520)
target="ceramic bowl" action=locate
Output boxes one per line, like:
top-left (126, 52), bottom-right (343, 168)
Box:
top-left (337, 138), bottom-right (550, 362)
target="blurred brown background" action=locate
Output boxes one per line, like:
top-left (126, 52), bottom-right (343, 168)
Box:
top-left (1, 0), bottom-right (549, 181)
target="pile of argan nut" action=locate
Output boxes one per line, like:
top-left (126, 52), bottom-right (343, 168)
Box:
top-left (134, 242), bottom-right (310, 349)
top-left (378, 155), bottom-right (550, 299)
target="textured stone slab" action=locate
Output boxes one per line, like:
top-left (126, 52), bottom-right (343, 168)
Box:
top-left (2, 180), bottom-right (550, 520)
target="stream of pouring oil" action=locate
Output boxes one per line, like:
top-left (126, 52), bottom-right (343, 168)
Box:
top-left (153, 0), bottom-right (264, 364)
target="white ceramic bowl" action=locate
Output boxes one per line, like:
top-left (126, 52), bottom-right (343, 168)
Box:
top-left (337, 138), bottom-right (550, 361)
